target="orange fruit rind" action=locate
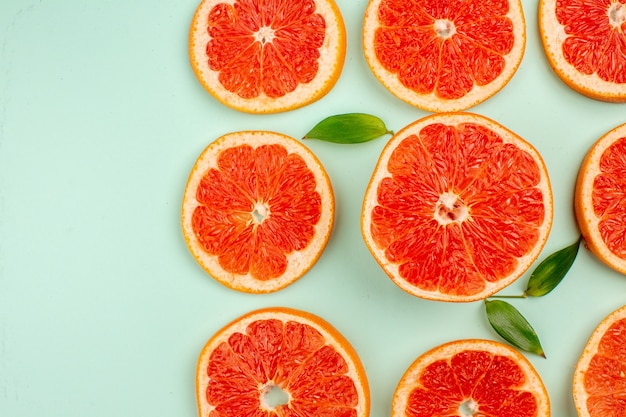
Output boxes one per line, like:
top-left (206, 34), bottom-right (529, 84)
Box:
top-left (362, 0), bottom-right (527, 112)
top-left (361, 112), bottom-right (553, 302)
top-left (575, 122), bottom-right (626, 275)
top-left (196, 307), bottom-right (370, 417)
top-left (189, 0), bottom-right (347, 114)
top-left (392, 339), bottom-right (550, 417)
top-left (182, 131), bottom-right (335, 293)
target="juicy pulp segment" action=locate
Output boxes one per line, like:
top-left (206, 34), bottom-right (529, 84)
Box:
top-left (592, 136), bottom-right (626, 259)
top-left (206, 0), bottom-right (326, 98)
top-left (406, 349), bottom-right (538, 417)
top-left (370, 122), bottom-right (546, 296)
top-left (191, 143), bottom-right (322, 280)
top-left (373, 0), bottom-right (515, 99)
top-left (206, 318), bottom-right (359, 416)
top-left (583, 318), bottom-right (626, 416)
top-left (556, 0), bottom-right (626, 83)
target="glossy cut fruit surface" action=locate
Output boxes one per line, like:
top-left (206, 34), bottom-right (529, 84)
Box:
top-left (189, 0), bottom-right (347, 113)
top-left (539, 0), bottom-right (626, 102)
top-left (362, 0), bottom-right (526, 112)
top-left (182, 131), bottom-right (334, 293)
top-left (575, 122), bottom-right (626, 275)
top-left (361, 113), bottom-right (553, 302)
top-left (573, 305), bottom-right (626, 417)
top-left (196, 307), bottom-right (370, 417)
top-left (392, 339), bottom-right (550, 417)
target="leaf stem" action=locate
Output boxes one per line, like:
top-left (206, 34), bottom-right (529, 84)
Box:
top-left (488, 294), bottom-right (527, 299)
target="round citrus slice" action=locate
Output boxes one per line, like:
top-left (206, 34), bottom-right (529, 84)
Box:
top-left (189, 0), bottom-right (347, 113)
top-left (573, 304), bottom-right (626, 417)
top-left (392, 339), bottom-right (550, 417)
top-left (196, 307), bottom-right (370, 417)
top-left (361, 112), bottom-right (553, 302)
top-left (539, 0), bottom-right (626, 102)
top-left (362, 0), bottom-right (526, 112)
top-left (181, 131), bottom-right (334, 293)
top-left (575, 122), bottom-right (626, 275)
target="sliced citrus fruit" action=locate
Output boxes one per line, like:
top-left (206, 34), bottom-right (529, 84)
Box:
top-left (196, 307), bottom-right (370, 417)
top-left (189, 0), bottom-right (347, 113)
top-left (361, 112), bottom-right (553, 302)
top-left (362, 0), bottom-right (526, 112)
top-left (574, 122), bottom-right (626, 275)
top-left (539, 0), bottom-right (626, 102)
top-left (392, 339), bottom-right (550, 417)
top-left (573, 304), bottom-right (626, 417)
top-left (181, 131), bottom-right (334, 293)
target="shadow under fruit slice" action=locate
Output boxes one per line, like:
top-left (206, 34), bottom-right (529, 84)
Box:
top-left (196, 307), bottom-right (370, 417)
top-left (361, 112), bottom-right (553, 302)
top-left (182, 131), bottom-right (334, 293)
top-left (573, 305), bottom-right (626, 417)
top-left (392, 339), bottom-right (550, 417)
top-left (188, 0), bottom-right (347, 114)
top-left (575, 122), bottom-right (626, 274)
top-left (362, 0), bottom-right (526, 112)
top-left (539, 0), bottom-right (626, 102)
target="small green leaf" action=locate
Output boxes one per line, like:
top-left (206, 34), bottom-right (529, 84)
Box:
top-left (302, 113), bottom-right (393, 144)
top-left (485, 300), bottom-right (545, 357)
top-left (524, 236), bottom-right (581, 297)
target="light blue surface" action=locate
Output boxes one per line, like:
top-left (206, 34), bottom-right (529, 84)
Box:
top-left (1, 0), bottom-right (626, 416)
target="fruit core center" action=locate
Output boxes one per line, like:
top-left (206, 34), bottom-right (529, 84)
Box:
top-left (608, 2), bottom-right (626, 29)
top-left (434, 19), bottom-right (456, 39)
top-left (260, 383), bottom-right (290, 410)
top-left (458, 399), bottom-right (479, 416)
top-left (252, 202), bottom-right (270, 224)
top-left (435, 192), bottom-right (468, 225)
top-left (255, 26), bottom-right (276, 44)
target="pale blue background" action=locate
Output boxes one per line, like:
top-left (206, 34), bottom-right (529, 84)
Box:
top-left (1, 0), bottom-right (626, 416)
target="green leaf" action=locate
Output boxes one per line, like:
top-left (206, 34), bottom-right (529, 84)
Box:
top-left (485, 300), bottom-right (545, 357)
top-left (524, 237), bottom-right (581, 297)
top-left (302, 113), bottom-right (393, 144)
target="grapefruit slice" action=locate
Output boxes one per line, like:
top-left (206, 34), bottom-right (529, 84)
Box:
top-left (361, 112), bottom-right (553, 302)
top-left (196, 307), bottom-right (370, 417)
top-left (362, 0), bottom-right (526, 112)
top-left (539, 0), bottom-right (626, 102)
top-left (575, 122), bottom-right (626, 275)
top-left (181, 131), bottom-right (334, 293)
top-left (573, 305), bottom-right (626, 417)
top-left (392, 339), bottom-right (550, 417)
top-left (189, 0), bottom-right (347, 113)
